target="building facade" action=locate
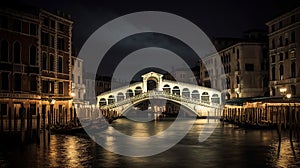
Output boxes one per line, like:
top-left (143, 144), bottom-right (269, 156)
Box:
top-left (0, 6), bottom-right (74, 128)
top-left (200, 35), bottom-right (269, 100)
top-left (266, 7), bottom-right (300, 98)
top-left (71, 56), bottom-right (86, 108)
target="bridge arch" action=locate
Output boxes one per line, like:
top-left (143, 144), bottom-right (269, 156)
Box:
top-left (126, 89), bottom-right (134, 98)
top-left (99, 98), bottom-right (107, 106)
top-left (108, 95), bottom-right (115, 104)
top-left (172, 86), bottom-right (180, 95)
top-left (182, 88), bottom-right (190, 98)
top-left (211, 94), bottom-right (220, 104)
top-left (135, 86), bottom-right (142, 95)
top-left (191, 90), bottom-right (200, 100)
top-left (201, 92), bottom-right (209, 103)
top-left (117, 92), bottom-right (125, 101)
top-left (163, 84), bottom-right (171, 93)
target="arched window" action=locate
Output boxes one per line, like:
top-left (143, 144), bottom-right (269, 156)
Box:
top-left (191, 90), bottom-right (200, 100)
top-left (117, 92), bottom-right (125, 101)
top-left (30, 45), bottom-right (37, 65)
top-left (0, 40), bottom-right (9, 62)
top-left (13, 42), bottom-right (21, 63)
top-left (126, 89), bottom-right (134, 98)
top-left (211, 94), bottom-right (220, 104)
top-left (172, 86), bottom-right (180, 95)
top-left (182, 88), bottom-right (190, 98)
top-left (99, 98), bottom-right (106, 106)
top-left (108, 95), bottom-right (115, 104)
top-left (201, 92), bottom-right (209, 103)
top-left (135, 86), bottom-right (142, 95)
top-left (163, 84), bottom-right (171, 93)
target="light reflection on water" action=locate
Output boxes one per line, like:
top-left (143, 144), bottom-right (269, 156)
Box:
top-left (0, 118), bottom-right (300, 168)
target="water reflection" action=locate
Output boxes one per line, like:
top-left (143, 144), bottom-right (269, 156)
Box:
top-left (0, 119), bottom-right (300, 167)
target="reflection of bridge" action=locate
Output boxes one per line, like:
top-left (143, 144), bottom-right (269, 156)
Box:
top-left (97, 72), bottom-right (223, 117)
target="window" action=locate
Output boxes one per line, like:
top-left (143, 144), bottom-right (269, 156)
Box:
top-left (0, 103), bottom-right (7, 116)
top-left (285, 51), bottom-right (289, 59)
top-left (30, 104), bottom-right (36, 115)
top-left (237, 49), bottom-right (239, 59)
top-left (1, 72), bottom-right (9, 90)
top-left (232, 47), bottom-right (235, 53)
top-left (271, 55), bottom-right (275, 63)
top-left (271, 24), bottom-right (275, 32)
top-left (291, 62), bottom-right (296, 78)
top-left (50, 20), bottom-right (55, 29)
top-left (291, 31), bottom-right (296, 43)
top-left (0, 40), bottom-right (8, 62)
top-left (43, 18), bottom-right (49, 26)
top-left (30, 46), bottom-right (37, 65)
top-left (236, 76), bottom-right (240, 84)
top-left (279, 36), bottom-right (283, 47)
top-left (12, 19), bottom-right (21, 32)
top-left (291, 85), bottom-right (296, 95)
top-left (49, 54), bottom-right (54, 71)
top-left (57, 37), bottom-right (65, 50)
top-left (285, 38), bottom-right (289, 45)
top-left (237, 62), bottom-right (240, 71)
top-left (13, 42), bottom-right (21, 63)
top-left (271, 39), bottom-right (275, 49)
top-left (42, 53), bottom-right (47, 70)
top-left (41, 32), bottom-right (49, 46)
top-left (291, 15), bottom-right (296, 24)
top-left (271, 66), bottom-right (275, 81)
top-left (58, 23), bottom-right (64, 31)
top-left (58, 82), bottom-right (64, 94)
top-left (279, 21), bottom-right (282, 29)
top-left (29, 23), bottom-right (37, 35)
top-left (58, 56), bottom-right (63, 73)
top-left (279, 53), bottom-right (283, 61)
top-left (50, 35), bottom-right (54, 48)
top-left (42, 81), bottom-right (48, 93)
top-left (30, 76), bottom-right (37, 91)
top-left (245, 64), bottom-right (254, 71)
top-left (279, 64), bottom-right (284, 80)
top-left (14, 74), bottom-right (21, 91)
top-left (0, 15), bottom-right (8, 28)
top-left (71, 58), bottom-right (74, 65)
top-left (49, 81), bottom-right (54, 93)
top-left (78, 76), bottom-right (81, 84)
top-left (78, 61), bottom-right (80, 68)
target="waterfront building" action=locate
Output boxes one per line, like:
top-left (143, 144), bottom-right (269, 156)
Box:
top-left (0, 6), bottom-right (73, 128)
top-left (71, 56), bottom-right (86, 108)
top-left (266, 7), bottom-right (300, 98)
top-left (199, 30), bottom-right (269, 100)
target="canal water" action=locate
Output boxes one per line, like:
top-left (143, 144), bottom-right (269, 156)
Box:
top-left (1, 118), bottom-right (300, 168)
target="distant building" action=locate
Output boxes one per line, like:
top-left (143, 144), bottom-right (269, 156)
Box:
top-left (266, 7), bottom-right (300, 98)
top-left (71, 56), bottom-right (86, 108)
top-left (200, 30), bottom-right (269, 100)
top-left (0, 6), bottom-right (73, 126)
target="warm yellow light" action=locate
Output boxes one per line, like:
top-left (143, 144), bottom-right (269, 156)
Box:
top-left (279, 88), bottom-right (287, 93)
top-left (286, 93), bottom-right (292, 99)
top-left (71, 92), bottom-right (76, 97)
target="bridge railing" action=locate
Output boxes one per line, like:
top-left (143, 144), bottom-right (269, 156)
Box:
top-left (99, 91), bottom-right (221, 110)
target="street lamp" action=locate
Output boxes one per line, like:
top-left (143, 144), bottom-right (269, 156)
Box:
top-left (279, 87), bottom-right (287, 95)
top-left (71, 92), bottom-right (76, 97)
top-left (286, 93), bottom-right (292, 99)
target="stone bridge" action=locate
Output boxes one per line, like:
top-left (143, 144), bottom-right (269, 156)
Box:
top-left (96, 72), bottom-right (223, 117)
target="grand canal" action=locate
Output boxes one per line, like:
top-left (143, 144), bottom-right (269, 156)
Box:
top-left (1, 118), bottom-right (300, 168)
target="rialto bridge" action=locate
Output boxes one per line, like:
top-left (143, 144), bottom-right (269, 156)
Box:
top-left (96, 72), bottom-right (223, 118)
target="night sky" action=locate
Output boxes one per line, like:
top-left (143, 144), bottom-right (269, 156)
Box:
top-left (3, 0), bottom-right (300, 78)
top-left (9, 0), bottom-right (300, 50)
